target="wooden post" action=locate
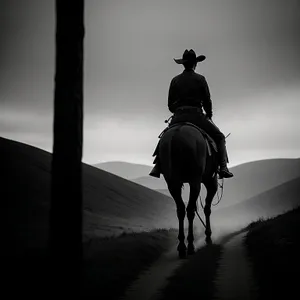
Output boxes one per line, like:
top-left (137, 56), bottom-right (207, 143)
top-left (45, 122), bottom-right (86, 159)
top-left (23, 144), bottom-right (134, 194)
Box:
top-left (50, 0), bottom-right (84, 295)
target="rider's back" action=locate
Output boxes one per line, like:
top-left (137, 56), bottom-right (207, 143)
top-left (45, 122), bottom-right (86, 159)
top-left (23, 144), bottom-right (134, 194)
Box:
top-left (168, 70), bottom-right (210, 114)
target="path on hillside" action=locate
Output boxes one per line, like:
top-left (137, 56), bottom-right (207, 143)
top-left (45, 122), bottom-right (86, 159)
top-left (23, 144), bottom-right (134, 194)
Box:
top-left (120, 231), bottom-right (258, 300)
top-left (213, 232), bottom-right (258, 300)
top-left (120, 236), bottom-right (206, 300)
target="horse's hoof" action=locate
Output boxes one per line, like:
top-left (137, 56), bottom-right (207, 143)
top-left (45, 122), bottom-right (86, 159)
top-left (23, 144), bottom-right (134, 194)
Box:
top-left (187, 248), bottom-right (195, 255)
top-left (205, 236), bottom-right (212, 245)
top-left (178, 250), bottom-right (187, 259)
top-left (187, 245), bottom-right (195, 255)
top-left (177, 243), bottom-right (187, 259)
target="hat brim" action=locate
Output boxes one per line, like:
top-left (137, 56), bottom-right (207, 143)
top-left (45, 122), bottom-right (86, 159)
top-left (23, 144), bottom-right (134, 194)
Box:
top-left (174, 55), bottom-right (206, 64)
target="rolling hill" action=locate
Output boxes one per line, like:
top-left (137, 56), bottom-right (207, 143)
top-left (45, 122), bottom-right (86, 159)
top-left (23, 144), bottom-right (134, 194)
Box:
top-left (94, 161), bottom-right (152, 180)
top-left (209, 175), bottom-right (300, 233)
top-left (132, 158), bottom-right (300, 209)
top-left (1, 137), bottom-right (176, 256)
top-left (133, 175), bottom-right (168, 190)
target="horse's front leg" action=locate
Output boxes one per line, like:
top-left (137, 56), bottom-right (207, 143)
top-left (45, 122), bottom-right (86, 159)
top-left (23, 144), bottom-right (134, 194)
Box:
top-left (204, 176), bottom-right (218, 244)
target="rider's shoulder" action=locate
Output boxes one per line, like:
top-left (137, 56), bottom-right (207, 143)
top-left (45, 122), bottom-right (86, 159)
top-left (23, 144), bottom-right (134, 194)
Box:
top-left (171, 72), bottom-right (206, 82)
top-left (173, 73), bottom-right (182, 80)
top-left (170, 74), bottom-right (181, 84)
top-left (193, 72), bottom-right (206, 80)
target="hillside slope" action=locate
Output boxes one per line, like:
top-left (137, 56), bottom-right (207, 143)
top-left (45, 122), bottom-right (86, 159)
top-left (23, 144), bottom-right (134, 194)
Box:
top-left (1, 137), bottom-right (176, 254)
top-left (94, 161), bottom-right (152, 180)
top-left (133, 158), bottom-right (300, 209)
top-left (245, 206), bottom-right (300, 299)
top-left (211, 176), bottom-right (300, 231)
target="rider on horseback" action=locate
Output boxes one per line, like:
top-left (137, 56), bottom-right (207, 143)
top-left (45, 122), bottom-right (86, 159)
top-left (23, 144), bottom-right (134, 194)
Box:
top-left (150, 49), bottom-right (234, 179)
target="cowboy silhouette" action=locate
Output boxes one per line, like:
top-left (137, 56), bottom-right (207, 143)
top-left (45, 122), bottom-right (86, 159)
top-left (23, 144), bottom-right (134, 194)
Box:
top-left (150, 49), bottom-right (234, 179)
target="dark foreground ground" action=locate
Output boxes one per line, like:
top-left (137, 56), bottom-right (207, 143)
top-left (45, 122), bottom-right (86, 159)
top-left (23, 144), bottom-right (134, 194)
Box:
top-left (3, 207), bottom-right (299, 299)
top-left (157, 242), bottom-right (223, 300)
top-left (155, 206), bottom-right (300, 300)
top-left (245, 205), bottom-right (300, 300)
top-left (3, 229), bottom-right (177, 298)
top-left (82, 229), bottom-right (177, 298)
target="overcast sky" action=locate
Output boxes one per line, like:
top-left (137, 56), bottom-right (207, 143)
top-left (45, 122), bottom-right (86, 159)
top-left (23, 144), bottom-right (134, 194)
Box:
top-left (1, 0), bottom-right (300, 166)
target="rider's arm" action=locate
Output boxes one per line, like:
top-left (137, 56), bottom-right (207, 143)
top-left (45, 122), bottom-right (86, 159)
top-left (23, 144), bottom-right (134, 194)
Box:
top-left (202, 77), bottom-right (213, 119)
top-left (168, 78), bottom-right (179, 113)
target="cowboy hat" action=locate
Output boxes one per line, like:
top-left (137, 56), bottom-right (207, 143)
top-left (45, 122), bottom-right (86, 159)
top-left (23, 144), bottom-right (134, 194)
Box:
top-left (174, 49), bottom-right (206, 64)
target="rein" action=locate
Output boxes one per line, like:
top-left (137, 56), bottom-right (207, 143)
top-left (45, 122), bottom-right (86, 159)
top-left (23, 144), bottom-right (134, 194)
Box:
top-left (195, 176), bottom-right (224, 229)
top-left (196, 131), bottom-right (231, 228)
top-left (213, 177), bottom-right (224, 206)
top-left (199, 176), bottom-right (225, 207)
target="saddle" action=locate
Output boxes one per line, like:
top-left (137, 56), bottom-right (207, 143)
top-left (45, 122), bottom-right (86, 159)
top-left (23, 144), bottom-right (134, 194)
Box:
top-left (153, 122), bottom-right (218, 160)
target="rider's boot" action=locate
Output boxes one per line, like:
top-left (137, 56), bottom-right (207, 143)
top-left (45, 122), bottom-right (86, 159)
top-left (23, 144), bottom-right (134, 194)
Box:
top-left (149, 160), bottom-right (161, 178)
top-left (218, 140), bottom-right (234, 179)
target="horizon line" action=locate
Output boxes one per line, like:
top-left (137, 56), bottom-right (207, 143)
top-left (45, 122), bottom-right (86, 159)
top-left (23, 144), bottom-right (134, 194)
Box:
top-left (90, 157), bottom-right (300, 169)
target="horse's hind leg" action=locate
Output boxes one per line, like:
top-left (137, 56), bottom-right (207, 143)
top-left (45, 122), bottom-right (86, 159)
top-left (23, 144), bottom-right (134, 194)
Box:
top-left (186, 180), bottom-right (201, 255)
top-left (203, 176), bottom-right (218, 244)
top-left (168, 181), bottom-right (186, 259)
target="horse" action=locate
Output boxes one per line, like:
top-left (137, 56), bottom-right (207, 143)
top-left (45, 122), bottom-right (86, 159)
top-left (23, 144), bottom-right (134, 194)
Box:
top-left (158, 122), bottom-right (219, 258)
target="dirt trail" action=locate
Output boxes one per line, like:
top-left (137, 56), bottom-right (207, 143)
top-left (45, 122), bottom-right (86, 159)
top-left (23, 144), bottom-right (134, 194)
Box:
top-left (120, 236), bottom-right (206, 300)
top-left (121, 230), bottom-right (259, 300)
top-left (213, 232), bottom-right (258, 300)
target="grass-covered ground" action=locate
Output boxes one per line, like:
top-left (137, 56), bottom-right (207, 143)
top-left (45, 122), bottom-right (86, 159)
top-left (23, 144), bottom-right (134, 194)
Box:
top-left (3, 229), bottom-right (177, 298)
top-left (244, 206), bottom-right (300, 300)
top-left (82, 228), bottom-right (177, 298)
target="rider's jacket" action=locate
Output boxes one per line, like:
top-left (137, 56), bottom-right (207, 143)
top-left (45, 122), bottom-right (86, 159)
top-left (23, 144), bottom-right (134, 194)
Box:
top-left (168, 69), bottom-right (213, 118)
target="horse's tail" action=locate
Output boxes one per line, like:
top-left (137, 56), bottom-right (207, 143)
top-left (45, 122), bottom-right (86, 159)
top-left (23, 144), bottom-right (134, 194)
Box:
top-left (159, 124), bottom-right (207, 183)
